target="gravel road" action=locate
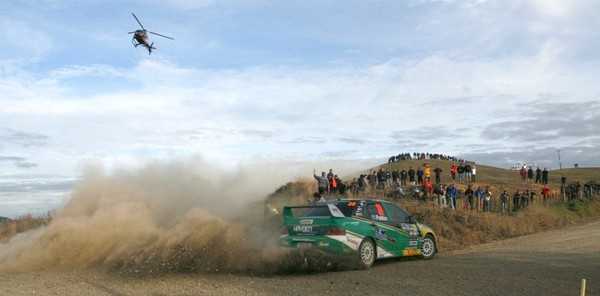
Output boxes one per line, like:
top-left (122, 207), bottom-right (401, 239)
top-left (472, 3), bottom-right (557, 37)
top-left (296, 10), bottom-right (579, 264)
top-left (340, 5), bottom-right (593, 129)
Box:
top-left (1, 220), bottom-right (599, 296)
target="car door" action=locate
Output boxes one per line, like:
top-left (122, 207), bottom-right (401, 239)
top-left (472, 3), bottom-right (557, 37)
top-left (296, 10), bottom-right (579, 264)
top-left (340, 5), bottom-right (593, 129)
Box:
top-left (362, 202), bottom-right (408, 256)
top-left (383, 203), bottom-right (421, 254)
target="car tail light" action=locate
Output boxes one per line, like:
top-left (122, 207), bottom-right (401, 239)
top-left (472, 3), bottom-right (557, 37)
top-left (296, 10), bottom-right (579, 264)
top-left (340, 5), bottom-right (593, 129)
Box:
top-left (326, 226), bottom-right (346, 235)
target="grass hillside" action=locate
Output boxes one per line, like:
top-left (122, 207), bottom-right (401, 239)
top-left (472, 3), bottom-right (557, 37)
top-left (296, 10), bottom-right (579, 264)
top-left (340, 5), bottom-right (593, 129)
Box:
top-left (265, 159), bottom-right (600, 251)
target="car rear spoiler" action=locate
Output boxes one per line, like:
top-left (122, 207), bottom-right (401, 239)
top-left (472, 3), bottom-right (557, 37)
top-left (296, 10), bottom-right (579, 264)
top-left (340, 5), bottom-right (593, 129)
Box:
top-left (282, 203), bottom-right (346, 219)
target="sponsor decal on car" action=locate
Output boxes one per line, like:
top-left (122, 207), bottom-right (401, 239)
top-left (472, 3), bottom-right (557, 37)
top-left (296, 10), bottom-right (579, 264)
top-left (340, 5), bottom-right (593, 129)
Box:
top-left (300, 219), bottom-right (313, 224)
top-left (400, 223), bottom-right (416, 231)
top-left (293, 225), bottom-right (313, 233)
top-left (403, 249), bottom-right (421, 256)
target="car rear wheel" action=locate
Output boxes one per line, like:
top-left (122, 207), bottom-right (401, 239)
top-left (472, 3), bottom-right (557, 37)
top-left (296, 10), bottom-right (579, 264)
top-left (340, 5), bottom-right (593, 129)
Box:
top-left (358, 238), bottom-right (376, 268)
top-left (420, 234), bottom-right (436, 259)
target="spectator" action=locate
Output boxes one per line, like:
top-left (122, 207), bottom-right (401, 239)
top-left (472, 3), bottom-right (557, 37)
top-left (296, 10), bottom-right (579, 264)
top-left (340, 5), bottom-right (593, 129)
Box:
top-left (329, 174), bottom-right (338, 194)
top-left (359, 174), bottom-right (369, 192)
top-left (313, 169), bottom-right (329, 195)
top-left (513, 190), bottom-right (521, 212)
top-left (434, 184), bottom-right (445, 207)
top-left (527, 167), bottom-right (534, 183)
top-left (335, 175), bottom-right (346, 195)
top-left (520, 167), bottom-right (527, 183)
top-left (416, 167), bottom-right (424, 184)
top-left (327, 168), bottom-right (335, 180)
top-left (412, 184), bottom-right (421, 199)
top-left (542, 168), bottom-right (549, 184)
top-left (408, 166), bottom-right (416, 185)
top-left (535, 167), bottom-right (542, 184)
top-left (350, 178), bottom-right (359, 197)
top-left (424, 164), bottom-right (431, 181)
top-left (500, 190), bottom-right (509, 213)
top-left (368, 170), bottom-right (377, 189)
top-left (464, 185), bottom-right (474, 210)
top-left (377, 167), bottom-right (387, 190)
top-left (392, 180), bottom-right (405, 199)
top-left (471, 165), bottom-right (477, 182)
top-left (484, 186), bottom-right (492, 213)
top-left (392, 169), bottom-right (400, 185)
top-left (475, 186), bottom-right (485, 211)
top-left (422, 178), bottom-right (433, 200)
top-left (447, 183), bottom-right (458, 209)
top-left (542, 184), bottom-right (551, 204)
top-left (450, 164), bottom-right (457, 182)
top-left (400, 168), bottom-right (408, 186)
top-left (464, 163), bottom-right (472, 183)
top-left (457, 163), bottom-right (465, 183)
top-left (433, 166), bottom-right (443, 184)
top-left (528, 188), bottom-right (536, 205)
top-left (520, 190), bottom-right (528, 209)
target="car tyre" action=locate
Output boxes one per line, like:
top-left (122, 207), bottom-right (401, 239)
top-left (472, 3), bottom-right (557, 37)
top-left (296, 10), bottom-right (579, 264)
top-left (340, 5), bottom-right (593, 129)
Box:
top-left (358, 238), bottom-right (376, 268)
top-left (420, 234), bottom-right (436, 259)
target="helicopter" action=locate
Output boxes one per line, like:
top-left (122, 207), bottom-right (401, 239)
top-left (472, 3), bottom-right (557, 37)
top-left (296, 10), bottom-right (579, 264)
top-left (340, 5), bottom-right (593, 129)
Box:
top-left (128, 13), bottom-right (173, 55)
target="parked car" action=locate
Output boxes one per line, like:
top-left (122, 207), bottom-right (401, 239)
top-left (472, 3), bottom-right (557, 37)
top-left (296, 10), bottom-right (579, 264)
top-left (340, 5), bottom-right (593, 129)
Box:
top-left (279, 199), bottom-right (437, 268)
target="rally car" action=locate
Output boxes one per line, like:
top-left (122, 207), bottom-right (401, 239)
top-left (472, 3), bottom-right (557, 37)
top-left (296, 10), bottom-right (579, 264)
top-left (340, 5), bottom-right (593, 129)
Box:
top-left (279, 199), bottom-right (437, 268)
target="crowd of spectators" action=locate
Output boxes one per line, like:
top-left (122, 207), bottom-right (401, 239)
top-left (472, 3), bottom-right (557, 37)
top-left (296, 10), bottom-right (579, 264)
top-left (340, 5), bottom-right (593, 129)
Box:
top-left (388, 152), bottom-right (475, 165)
top-left (312, 161), bottom-right (599, 214)
top-left (563, 180), bottom-right (599, 200)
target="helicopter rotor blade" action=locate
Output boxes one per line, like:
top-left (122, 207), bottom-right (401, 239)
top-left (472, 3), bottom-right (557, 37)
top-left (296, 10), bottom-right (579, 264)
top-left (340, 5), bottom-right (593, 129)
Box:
top-left (148, 31), bottom-right (174, 40)
top-left (131, 13), bottom-right (145, 30)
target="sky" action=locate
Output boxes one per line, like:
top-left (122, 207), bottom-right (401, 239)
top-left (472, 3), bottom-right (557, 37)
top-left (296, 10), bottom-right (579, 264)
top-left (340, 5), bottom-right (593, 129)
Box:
top-left (1, 0), bottom-right (599, 217)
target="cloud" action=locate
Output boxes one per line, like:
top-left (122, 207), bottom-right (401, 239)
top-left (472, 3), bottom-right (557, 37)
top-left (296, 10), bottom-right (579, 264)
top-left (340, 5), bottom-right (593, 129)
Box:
top-left (481, 101), bottom-right (600, 143)
top-left (0, 130), bottom-right (49, 148)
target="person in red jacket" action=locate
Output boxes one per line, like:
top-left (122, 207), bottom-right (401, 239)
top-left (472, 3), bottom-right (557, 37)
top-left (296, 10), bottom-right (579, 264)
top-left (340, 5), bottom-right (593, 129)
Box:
top-left (450, 164), bottom-right (457, 182)
top-left (542, 184), bottom-right (551, 204)
top-left (421, 178), bottom-right (434, 200)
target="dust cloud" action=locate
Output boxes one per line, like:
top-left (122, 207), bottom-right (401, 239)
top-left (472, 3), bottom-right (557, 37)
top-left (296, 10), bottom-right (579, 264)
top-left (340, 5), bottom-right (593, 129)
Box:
top-left (0, 157), bottom-right (363, 275)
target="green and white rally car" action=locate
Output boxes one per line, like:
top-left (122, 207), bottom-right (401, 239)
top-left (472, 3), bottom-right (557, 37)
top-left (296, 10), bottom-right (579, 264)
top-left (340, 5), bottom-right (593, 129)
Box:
top-left (279, 199), bottom-right (437, 268)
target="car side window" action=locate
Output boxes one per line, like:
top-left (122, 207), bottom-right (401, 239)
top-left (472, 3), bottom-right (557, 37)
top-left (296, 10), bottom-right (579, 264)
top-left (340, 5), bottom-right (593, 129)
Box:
top-left (386, 203), bottom-right (411, 224)
top-left (364, 203), bottom-right (389, 222)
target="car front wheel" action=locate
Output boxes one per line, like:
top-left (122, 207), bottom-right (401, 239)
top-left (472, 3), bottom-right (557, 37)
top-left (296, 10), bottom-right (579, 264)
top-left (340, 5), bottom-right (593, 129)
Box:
top-left (420, 234), bottom-right (436, 259)
top-left (358, 238), bottom-right (376, 268)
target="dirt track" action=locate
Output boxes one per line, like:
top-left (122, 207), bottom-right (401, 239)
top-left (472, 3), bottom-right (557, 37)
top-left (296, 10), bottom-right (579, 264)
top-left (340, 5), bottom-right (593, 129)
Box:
top-left (1, 220), bottom-right (599, 296)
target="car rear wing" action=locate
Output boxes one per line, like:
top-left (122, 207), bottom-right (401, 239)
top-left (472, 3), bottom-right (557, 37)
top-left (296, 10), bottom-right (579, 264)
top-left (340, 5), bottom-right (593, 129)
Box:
top-left (282, 203), bottom-right (346, 219)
